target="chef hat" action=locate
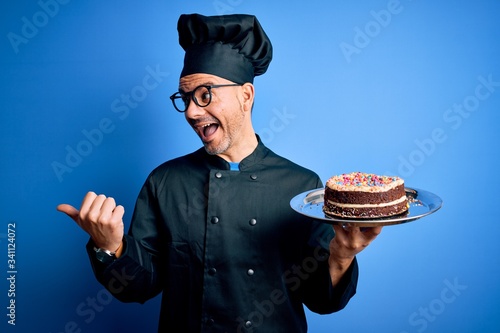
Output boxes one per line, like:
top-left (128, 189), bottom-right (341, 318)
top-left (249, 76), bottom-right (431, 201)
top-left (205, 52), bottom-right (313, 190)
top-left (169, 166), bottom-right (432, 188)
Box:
top-left (177, 13), bottom-right (273, 84)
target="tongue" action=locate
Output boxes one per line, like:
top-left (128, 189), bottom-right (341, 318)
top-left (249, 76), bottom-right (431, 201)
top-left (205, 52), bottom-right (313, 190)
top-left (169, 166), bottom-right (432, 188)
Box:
top-left (203, 124), bottom-right (218, 138)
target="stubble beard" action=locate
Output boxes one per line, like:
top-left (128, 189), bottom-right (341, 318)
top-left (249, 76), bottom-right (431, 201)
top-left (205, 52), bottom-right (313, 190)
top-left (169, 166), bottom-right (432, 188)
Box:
top-left (204, 137), bottom-right (230, 156)
top-left (204, 105), bottom-right (245, 156)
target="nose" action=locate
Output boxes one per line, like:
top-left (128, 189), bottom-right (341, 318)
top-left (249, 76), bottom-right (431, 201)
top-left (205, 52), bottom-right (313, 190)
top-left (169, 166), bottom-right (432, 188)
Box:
top-left (184, 97), bottom-right (205, 119)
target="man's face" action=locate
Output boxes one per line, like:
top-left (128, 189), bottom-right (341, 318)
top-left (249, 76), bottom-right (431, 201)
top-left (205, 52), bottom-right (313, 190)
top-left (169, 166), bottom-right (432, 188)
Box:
top-left (179, 73), bottom-right (249, 157)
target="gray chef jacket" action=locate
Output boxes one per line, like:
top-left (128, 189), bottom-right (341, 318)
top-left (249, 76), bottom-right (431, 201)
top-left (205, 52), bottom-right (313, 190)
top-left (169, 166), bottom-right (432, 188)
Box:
top-left (87, 136), bottom-right (358, 332)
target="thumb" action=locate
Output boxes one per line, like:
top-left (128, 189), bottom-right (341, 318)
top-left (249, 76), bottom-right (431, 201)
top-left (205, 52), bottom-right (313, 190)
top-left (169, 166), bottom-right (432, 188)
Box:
top-left (56, 204), bottom-right (80, 223)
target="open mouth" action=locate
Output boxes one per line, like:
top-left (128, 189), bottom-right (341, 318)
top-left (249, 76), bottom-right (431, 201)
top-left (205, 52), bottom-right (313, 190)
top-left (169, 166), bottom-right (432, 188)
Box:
top-left (199, 122), bottom-right (219, 141)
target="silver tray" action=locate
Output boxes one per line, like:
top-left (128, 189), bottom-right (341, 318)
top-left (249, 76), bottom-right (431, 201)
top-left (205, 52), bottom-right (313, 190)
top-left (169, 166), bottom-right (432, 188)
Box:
top-left (290, 187), bottom-right (442, 227)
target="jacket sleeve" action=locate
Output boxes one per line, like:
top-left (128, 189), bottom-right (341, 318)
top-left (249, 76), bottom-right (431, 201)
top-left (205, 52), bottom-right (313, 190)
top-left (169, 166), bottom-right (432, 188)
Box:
top-left (298, 221), bottom-right (359, 314)
top-left (85, 176), bottom-right (164, 304)
top-left (85, 236), bottom-right (162, 304)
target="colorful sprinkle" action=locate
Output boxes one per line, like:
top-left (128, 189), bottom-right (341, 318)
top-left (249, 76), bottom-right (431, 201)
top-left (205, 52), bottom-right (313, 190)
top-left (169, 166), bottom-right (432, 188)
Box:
top-left (332, 172), bottom-right (400, 187)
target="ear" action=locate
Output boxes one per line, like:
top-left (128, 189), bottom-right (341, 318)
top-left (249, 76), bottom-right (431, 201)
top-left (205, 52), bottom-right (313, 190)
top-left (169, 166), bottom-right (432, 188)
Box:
top-left (241, 83), bottom-right (255, 112)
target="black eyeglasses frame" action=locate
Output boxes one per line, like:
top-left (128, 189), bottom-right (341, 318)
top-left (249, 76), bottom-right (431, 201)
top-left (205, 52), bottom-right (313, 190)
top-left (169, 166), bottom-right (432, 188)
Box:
top-left (169, 83), bottom-right (242, 113)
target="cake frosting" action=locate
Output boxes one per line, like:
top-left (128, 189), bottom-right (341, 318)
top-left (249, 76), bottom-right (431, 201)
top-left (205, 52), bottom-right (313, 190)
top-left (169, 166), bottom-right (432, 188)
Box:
top-left (323, 172), bottom-right (409, 218)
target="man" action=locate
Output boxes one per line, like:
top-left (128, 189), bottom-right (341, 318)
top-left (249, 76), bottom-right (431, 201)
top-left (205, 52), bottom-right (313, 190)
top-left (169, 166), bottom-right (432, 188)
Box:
top-left (57, 14), bottom-right (382, 332)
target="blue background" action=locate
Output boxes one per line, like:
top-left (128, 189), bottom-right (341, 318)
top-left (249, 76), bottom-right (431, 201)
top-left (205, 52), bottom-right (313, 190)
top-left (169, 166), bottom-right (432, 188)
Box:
top-left (1, 1), bottom-right (500, 332)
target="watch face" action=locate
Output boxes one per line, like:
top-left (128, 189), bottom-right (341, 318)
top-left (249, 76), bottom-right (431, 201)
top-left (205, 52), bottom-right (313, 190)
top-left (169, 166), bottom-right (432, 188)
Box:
top-left (96, 251), bottom-right (105, 261)
top-left (96, 249), bottom-right (115, 264)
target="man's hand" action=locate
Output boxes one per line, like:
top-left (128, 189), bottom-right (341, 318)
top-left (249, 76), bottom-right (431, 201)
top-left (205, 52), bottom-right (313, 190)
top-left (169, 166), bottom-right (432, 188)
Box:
top-left (328, 225), bottom-right (383, 286)
top-left (57, 191), bottom-right (125, 255)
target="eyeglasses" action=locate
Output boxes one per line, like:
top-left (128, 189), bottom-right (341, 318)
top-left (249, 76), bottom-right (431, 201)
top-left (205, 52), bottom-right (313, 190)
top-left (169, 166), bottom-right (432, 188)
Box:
top-left (169, 84), bottom-right (241, 113)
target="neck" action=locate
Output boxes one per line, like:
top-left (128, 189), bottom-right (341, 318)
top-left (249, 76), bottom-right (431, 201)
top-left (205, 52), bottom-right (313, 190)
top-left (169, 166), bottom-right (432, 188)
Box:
top-left (217, 132), bottom-right (258, 163)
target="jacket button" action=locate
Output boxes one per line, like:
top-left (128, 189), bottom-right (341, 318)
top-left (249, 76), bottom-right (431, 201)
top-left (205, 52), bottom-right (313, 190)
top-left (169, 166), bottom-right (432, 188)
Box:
top-left (208, 268), bottom-right (217, 275)
top-left (250, 174), bottom-right (257, 180)
top-left (215, 172), bottom-right (222, 178)
top-left (245, 320), bottom-right (252, 328)
top-left (249, 218), bottom-right (257, 226)
top-left (211, 216), bottom-right (219, 224)
top-left (247, 269), bottom-right (255, 276)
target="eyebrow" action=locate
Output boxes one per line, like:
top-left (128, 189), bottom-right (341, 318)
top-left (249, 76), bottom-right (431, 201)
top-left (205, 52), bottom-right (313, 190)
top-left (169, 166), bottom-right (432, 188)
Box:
top-left (178, 81), bottom-right (215, 94)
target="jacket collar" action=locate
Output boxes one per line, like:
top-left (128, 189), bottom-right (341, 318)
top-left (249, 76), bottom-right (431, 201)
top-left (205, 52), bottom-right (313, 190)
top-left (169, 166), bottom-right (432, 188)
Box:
top-left (199, 135), bottom-right (269, 171)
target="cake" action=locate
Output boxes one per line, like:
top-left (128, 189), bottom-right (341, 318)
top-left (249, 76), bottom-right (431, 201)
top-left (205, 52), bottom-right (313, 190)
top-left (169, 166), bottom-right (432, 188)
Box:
top-left (323, 172), bottom-right (409, 218)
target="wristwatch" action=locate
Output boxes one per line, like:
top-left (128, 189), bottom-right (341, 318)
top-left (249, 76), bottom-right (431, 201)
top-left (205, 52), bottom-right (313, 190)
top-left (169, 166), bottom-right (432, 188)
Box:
top-left (93, 247), bottom-right (117, 264)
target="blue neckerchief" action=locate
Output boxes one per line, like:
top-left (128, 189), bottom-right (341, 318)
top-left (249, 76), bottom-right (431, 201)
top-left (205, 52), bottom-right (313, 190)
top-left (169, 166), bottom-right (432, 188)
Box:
top-left (228, 162), bottom-right (239, 171)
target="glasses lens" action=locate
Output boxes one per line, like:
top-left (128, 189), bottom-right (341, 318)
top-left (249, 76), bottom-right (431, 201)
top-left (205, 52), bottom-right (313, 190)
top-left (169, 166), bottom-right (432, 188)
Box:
top-left (193, 86), bottom-right (212, 107)
top-left (171, 93), bottom-right (188, 112)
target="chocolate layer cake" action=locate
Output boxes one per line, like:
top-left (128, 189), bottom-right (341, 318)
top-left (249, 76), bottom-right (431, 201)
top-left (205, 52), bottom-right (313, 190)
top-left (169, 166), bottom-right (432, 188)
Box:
top-left (323, 172), bottom-right (409, 218)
